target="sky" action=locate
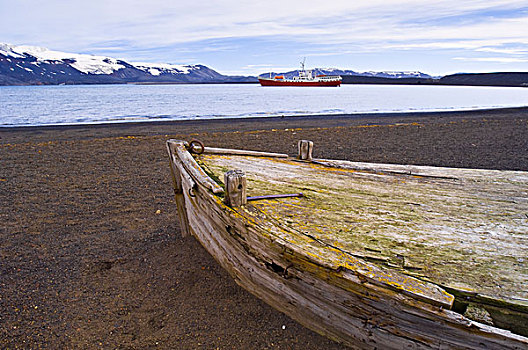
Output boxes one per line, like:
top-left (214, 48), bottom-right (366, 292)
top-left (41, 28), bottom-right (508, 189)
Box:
top-left (1, 0), bottom-right (527, 76)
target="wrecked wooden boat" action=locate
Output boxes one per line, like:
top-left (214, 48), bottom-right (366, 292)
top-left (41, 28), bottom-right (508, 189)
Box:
top-left (167, 139), bottom-right (528, 349)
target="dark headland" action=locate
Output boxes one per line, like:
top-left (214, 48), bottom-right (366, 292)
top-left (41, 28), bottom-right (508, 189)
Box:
top-left (341, 72), bottom-right (528, 87)
top-left (1, 107), bottom-right (527, 348)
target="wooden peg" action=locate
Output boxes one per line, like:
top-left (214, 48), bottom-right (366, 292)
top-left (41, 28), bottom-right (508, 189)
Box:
top-left (298, 140), bottom-right (313, 161)
top-left (224, 170), bottom-right (247, 207)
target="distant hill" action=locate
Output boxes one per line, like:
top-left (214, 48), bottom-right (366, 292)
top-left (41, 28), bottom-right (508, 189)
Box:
top-left (340, 75), bottom-right (434, 85)
top-left (340, 73), bottom-right (528, 87)
top-left (438, 72), bottom-right (528, 87)
top-left (0, 43), bottom-right (255, 85)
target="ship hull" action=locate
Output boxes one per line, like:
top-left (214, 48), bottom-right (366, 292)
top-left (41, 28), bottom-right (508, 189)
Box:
top-left (258, 78), bottom-right (341, 87)
top-left (166, 140), bottom-right (528, 349)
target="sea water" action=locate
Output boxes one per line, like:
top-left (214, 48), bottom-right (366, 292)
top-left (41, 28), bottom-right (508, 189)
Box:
top-left (1, 84), bottom-right (527, 127)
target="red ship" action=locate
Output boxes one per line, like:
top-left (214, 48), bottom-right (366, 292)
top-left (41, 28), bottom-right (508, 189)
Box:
top-left (259, 60), bottom-right (341, 87)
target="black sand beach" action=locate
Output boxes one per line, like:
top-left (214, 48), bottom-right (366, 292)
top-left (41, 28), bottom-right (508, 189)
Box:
top-left (1, 107), bottom-right (527, 349)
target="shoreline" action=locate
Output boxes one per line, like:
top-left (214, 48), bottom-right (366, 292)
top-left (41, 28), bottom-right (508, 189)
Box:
top-left (2, 105), bottom-right (527, 132)
top-left (2, 71), bottom-right (528, 88)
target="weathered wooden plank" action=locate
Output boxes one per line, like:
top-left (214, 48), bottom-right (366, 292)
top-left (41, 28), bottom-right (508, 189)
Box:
top-left (166, 140), bottom-right (191, 237)
top-left (313, 158), bottom-right (528, 182)
top-left (168, 140), bottom-right (224, 194)
top-left (203, 146), bottom-right (288, 158)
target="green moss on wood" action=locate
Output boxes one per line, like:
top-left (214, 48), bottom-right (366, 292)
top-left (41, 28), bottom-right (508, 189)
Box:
top-left (200, 154), bottom-right (528, 308)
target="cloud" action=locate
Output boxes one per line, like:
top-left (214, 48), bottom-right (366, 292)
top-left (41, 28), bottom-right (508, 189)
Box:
top-left (3, 1), bottom-right (527, 47)
top-left (453, 57), bottom-right (528, 63)
top-left (1, 0), bottom-right (527, 74)
top-left (475, 47), bottom-right (528, 55)
top-left (384, 39), bottom-right (528, 52)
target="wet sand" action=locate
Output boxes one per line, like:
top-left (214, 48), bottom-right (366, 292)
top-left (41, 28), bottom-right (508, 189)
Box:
top-left (1, 107), bottom-right (527, 349)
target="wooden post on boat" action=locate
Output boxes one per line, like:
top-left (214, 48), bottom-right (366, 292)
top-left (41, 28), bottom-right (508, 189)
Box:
top-left (167, 140), bottom-right (191, 237)
top-left (298, 140), bottom-right (313, 161)
top-left (224, 170), bottom-right (247, 207)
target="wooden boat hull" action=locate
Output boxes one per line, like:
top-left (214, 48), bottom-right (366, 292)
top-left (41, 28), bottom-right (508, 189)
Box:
top-left (167, 140), bottom-right (528, 349)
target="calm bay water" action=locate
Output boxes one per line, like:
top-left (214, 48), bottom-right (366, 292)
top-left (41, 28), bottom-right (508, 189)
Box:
top-left (1, 84), bottom-right (528, 127)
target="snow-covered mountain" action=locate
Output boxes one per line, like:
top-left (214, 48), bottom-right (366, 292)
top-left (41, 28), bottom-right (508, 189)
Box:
top-left (0, 43), bottom-right (253, 85)
top-left (0, 44), bottom-right (126, 75)
top-left (259, 68), bottom-right (432, 79)
top-left (132, 62), bottom-right (196, 76)
top-left (362, 70), bottom-right (432, 79)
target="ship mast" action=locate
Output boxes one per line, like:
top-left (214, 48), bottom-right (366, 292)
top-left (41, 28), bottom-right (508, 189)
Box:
top-left (299, 57), bottom-right (310, 79)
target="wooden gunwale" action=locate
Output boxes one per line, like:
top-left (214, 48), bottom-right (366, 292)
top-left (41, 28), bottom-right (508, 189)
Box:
top-left (203, 146), bottom-right (288, 158)
top-left (167, 140), bottom-right (528, 349)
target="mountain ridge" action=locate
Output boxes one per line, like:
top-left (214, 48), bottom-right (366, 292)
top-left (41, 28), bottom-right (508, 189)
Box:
top-left (0, 43), bottom-right (253, 85)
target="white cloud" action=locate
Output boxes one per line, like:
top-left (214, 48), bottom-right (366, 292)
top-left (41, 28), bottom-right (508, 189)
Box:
top-left (384, 39), bottom-right (528, 52)
top-left (476, 47), bottom-right (528, 55)
top-left (3, 1), bottom-right (528, 47)
top-left (453, 57), bottom-right (528, 63)
top-left (229, 64), bottom-right (296, 75)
